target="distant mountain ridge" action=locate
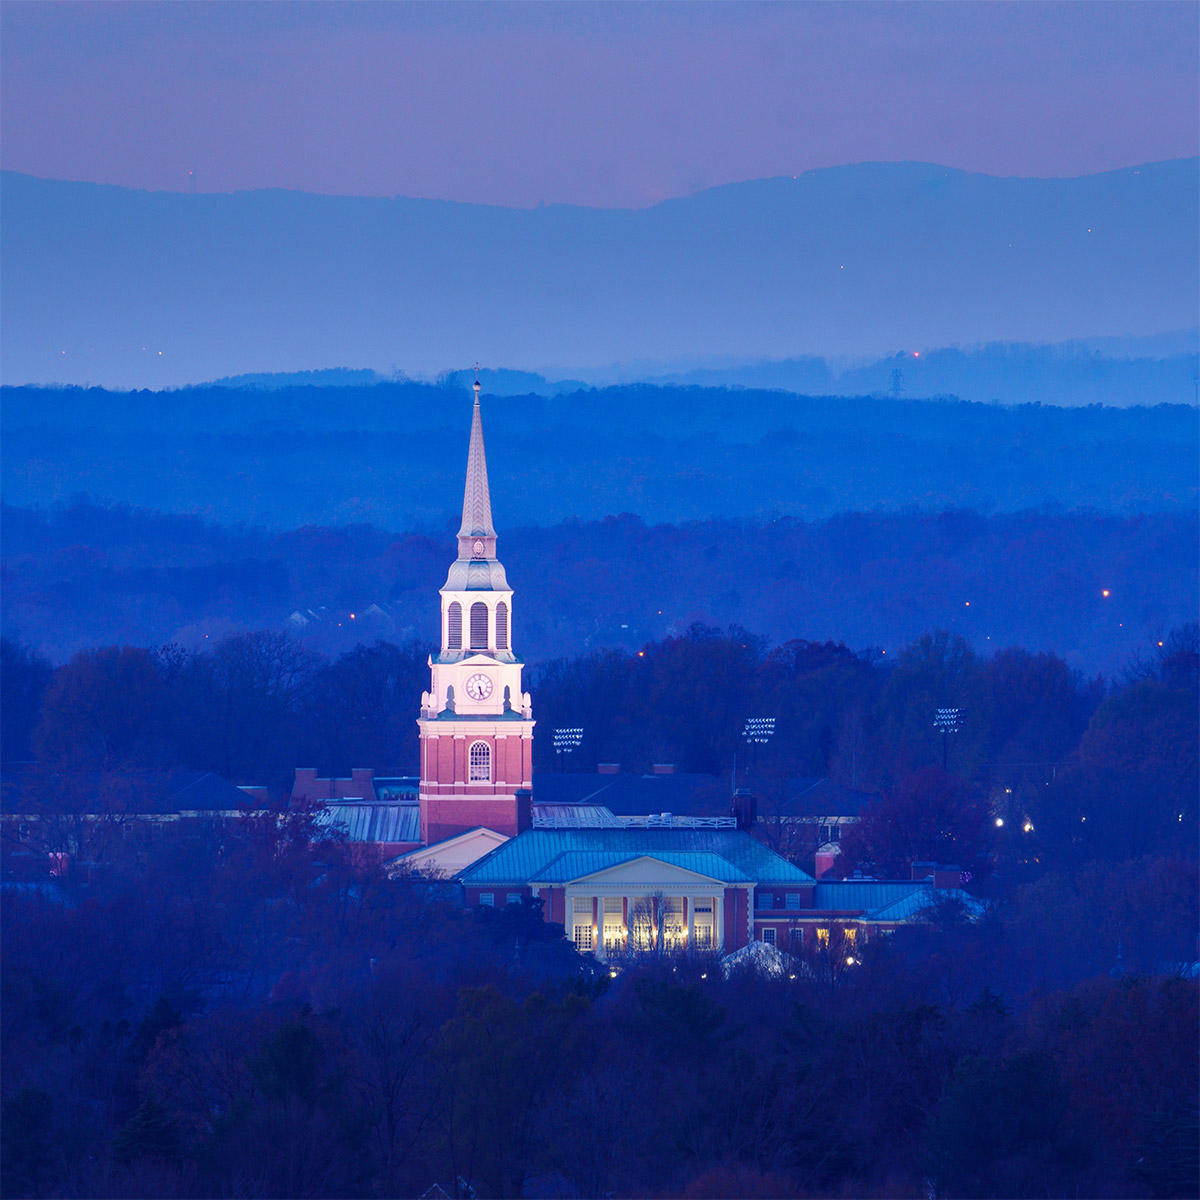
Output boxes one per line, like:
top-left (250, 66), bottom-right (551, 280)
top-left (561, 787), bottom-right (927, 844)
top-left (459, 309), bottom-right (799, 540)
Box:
top-left (195, 334), bottom-right (1199, 408)
top-left (2, 159), bottom-right (1195, 390)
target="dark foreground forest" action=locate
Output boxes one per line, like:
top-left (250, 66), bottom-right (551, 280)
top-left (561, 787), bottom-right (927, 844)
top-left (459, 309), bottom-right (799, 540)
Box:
top-left (1, 621), bottom-right (1197, 1199)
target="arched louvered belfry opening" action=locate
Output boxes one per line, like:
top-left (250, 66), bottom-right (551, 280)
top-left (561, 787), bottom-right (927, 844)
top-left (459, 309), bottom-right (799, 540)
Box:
top-left (470, 602), bottom-right (489, 649)
top-left (469, 740), bottom-right (491, 781)
top-left (447, 602), bottom-right (462, 650)
top-left (495, 601), bottom-right (509, 651)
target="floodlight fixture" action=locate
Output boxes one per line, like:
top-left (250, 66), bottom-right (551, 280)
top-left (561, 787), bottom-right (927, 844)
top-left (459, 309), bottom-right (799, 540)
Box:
top-left (933, 707), bottom-right (963, 732)
top-left (742, 717), bottom-right (776, 745)
top-left (552, 727), bottom-right (584, 751)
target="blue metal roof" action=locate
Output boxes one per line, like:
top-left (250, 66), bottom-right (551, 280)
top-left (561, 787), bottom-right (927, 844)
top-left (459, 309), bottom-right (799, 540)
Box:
top-left (459, 828), bottom-right (813, 886)
top-left (528, 850), bottom-right (752, 884)
top-left (811, 880), bottom-right (984, 921)
top-left (316, 802), bottom-right (420, 844)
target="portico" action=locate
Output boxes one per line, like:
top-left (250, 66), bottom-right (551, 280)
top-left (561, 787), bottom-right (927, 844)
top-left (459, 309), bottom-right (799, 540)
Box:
top-left (550, 857), bottom-right (738, 958)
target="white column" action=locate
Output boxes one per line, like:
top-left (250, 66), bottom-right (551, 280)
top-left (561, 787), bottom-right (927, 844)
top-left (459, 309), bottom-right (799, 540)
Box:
top-left (687, 895), bottom-right (696, 950)
top-left (715, 892), bottom-right (724, 950)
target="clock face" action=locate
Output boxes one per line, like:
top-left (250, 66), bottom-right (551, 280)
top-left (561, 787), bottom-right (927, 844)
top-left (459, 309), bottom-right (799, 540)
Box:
top-left (473, 539), bottom-right (485, 557)
top-left (465, 672), bottom-right (493, 701)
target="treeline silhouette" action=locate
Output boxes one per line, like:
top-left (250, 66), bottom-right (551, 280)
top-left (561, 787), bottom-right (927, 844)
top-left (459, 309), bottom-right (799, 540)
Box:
top-left (1, 623), bottom-right (1197, 1197)
top-left (3, 499), bottom-right (1196, 675)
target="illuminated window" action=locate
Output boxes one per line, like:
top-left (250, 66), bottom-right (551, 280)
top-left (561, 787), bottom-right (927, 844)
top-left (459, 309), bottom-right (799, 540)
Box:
top-left (817, 928), bottom-right (830, 948)
top-left (447, 602), bottom-right (462, 650)
top-left (762, 927), bottom-right (777, 945)
top-left (469, 741), bottom-right (491, 782)
top-left (603, 897), bottom-right (624, 947)
top-left (574, 923), bottom-right (594, 952)
top-left (479, 893), bottom-right (494, 907)
top-left (496, 601), bottom-right (509, 650)
top-left (662, 897), bottom-right (684, 947)
top-left (470, 602), bottom-right (489, 649)
top-left (693, 901), bottom-right (714, 948)
top-left (844, 928), bottom-right (857, 945)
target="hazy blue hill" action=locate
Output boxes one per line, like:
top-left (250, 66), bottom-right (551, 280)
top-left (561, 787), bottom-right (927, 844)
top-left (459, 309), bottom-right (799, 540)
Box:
top-left (2, 160), bottom-right (1195, 390)
top-left (2, 381), bottom-right (1195, 529)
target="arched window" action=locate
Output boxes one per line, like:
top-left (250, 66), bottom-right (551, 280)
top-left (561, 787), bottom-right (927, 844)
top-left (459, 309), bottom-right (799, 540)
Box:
top-left (495, 601), bottom-right (509, 650)
top-left (470, 602), bottom-right (489, 649)
top-left (469, 741), bottom-right (491, 782)
top-left (447, 602), bottom-right (462, 650)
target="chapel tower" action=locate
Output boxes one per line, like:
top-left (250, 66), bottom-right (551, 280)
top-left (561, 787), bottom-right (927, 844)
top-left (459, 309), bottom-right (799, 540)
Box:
top-left (417, 377), bottom-right (534, 845)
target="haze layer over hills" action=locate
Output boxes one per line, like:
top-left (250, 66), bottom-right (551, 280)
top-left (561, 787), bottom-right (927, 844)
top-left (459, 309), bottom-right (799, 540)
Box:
top-left (2, 159), bottom-right (1196, 390)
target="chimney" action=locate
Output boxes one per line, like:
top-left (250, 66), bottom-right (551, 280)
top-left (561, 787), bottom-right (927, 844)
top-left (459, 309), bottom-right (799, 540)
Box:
top-left (732, 788), bottom-right (757, 831)
top-left (911, 861), bottom-right (936, 882)
top-left (652, 763), bottom-right (676, 775)
top-left (597, 763), bottom-right (620, 775)
top-left (814, 851), bottom-right (836, 879)
top-left (351, 768), bottom-right (377, 802)
top-left (293, 768), bottom-right (318, 803)
top-left (933, 864), bottom-right (961, 890)
top-left (515, 788), bottom-right (533, 834)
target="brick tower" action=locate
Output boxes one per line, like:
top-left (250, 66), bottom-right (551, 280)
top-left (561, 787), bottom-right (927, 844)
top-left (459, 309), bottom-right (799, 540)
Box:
top-left (417, 377), bottom-right (534, 845)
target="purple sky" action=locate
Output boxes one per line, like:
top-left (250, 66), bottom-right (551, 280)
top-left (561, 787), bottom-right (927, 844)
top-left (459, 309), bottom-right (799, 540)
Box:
top-left (2, 1), bottom-right (1196, 209)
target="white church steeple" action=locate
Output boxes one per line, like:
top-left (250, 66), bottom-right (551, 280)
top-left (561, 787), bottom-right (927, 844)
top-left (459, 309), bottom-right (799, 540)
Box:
top-left (417, 372), bottom-right (535, 846)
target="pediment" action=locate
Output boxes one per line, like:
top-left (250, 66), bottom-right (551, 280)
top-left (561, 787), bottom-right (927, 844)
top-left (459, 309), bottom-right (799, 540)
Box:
top-left (573, 855), bottom-right (723, 886)
top-left (400, 827), bottom-right (509, 874)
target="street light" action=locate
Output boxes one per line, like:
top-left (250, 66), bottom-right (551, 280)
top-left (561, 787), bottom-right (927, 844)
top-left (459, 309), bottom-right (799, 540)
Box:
top-left (552, 727), bottom-right (584, 772)
top-left (933, 707), bottom-right (963, 770)
top-left (733, 717), bottom-right (775, 794)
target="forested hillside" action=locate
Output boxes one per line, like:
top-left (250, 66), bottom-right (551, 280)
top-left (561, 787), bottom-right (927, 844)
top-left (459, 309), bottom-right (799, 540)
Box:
top-left (3, 380), bottom-right (1196, 529)
top-left (2, 500), bottom-right (1194, 674)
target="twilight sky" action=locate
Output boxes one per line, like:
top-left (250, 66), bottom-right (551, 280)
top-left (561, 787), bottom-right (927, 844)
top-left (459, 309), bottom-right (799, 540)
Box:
top-left (2, 1), bottom-right (1196, 209)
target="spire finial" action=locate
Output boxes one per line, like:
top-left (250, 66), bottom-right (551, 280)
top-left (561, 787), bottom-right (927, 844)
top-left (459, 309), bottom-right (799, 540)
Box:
top-left (458, 370), bottom-right (495, 540)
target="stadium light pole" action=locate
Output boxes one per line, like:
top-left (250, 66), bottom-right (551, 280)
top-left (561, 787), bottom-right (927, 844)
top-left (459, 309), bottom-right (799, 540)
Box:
top-left (934, 707), bottom-right (963, 770)
top-left (732, 717), bottom-right (775, 796)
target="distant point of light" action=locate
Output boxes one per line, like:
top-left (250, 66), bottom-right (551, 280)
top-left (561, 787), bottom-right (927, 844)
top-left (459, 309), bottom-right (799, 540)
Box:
top-left (1023, 821), bottom-right (1034, 833)
top-left (964, 601), bottom-right (970, 606)
top-left (350, 613), bottom-right (356, 619)
top-left (913, 351), bottom-right (920, 358)
top-left (995, 817), bottom-right (1004, 827)
top-left (1159, 641), bottom-right (1164, 647)
top-left (1102, 589), bottom-right (1110, 597)
top-left (637, 651), bottom-right (645, 657)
